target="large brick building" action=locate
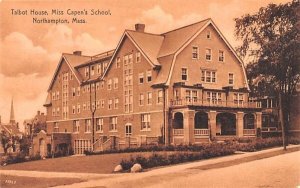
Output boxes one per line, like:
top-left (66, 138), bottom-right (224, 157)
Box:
top-left (37, 18), bottom-right (262, 156)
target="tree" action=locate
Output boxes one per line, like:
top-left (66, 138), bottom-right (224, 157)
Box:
top-left (234, 0), bottom-right (300, 150)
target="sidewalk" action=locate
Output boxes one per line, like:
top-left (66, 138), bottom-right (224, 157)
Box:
top-left (1, 145), bottom-right (299, 187)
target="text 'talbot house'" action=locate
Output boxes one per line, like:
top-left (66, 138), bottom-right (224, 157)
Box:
top-left (35, 18), bottom-right (262, 156)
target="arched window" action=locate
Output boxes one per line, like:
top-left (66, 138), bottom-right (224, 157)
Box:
top-left (173, 112), bottom-right (184, 129)
top-left (194, 112), bottom-right (208, 129)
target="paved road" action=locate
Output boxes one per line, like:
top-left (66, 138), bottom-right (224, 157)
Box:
top-left (55, 150), bottom-right (300, 188)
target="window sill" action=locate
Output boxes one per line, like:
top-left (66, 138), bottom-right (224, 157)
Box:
top-left (141, 129), bottom-right (151, 132)
top-left (84, 132), bottom-right (92, 134)
top-left (96, 131), bottom-right (103, 134)
top-left (109, 130), bottom-right (118, 133)
top-left (72, 132), bottom-right (79, 134)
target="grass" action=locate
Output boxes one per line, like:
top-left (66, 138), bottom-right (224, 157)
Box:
top-left (0, 175), bottom-right (84, 188)
top-left (0, 151), bottom-right (172, 174)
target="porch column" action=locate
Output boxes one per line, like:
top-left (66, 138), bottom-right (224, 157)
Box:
top-left (255, 112), bottom-right (262, 129)
top-left (237, 112), bottom-right (244, 137)
top-left (183, 110), bottom-right (195, 144)
top-left (209, 111), bottom-right (217, 138)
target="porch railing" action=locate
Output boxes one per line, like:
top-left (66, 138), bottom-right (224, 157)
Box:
top-left (194, 129), bottom-right (209, 136)
top-left (173, 129), bottom-right (184, 136)
top-left (243, 129), bottom-right (256, 136)
top-left (262, 127), bottom-right (278, 132)
top-left (170, 98), bottom-right (260, 108)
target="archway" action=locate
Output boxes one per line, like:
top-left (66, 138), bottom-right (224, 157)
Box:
top-left (194, 112), bottom-right (208, 129)
top-left (173, 112), bottom-right (183, 129)
top-left (216, 113), bottom-right (236, 135)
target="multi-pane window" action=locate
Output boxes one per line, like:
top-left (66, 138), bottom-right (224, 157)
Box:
top-left (185, 90), bottom-right (198, 102)
top-left (139, 93), bottom-right (144, 106)
top-left (87, 101), bottom-right (90, 111)
top-left (107, 79), bottom-right (112, 90)
top-left (139, 73), bottom-right (144, 84)
top-left (72, 106), bottom-right (76, 114)
top-left (96, 118), bottom-right (103, 132)
top-left (56, 91), bottom-right (59, 100)
top-left (97, 64), bottom-right (102, 74)
top-left (234, 93), bottom-right (244, 106)
top-left (147, 92), bottom-right (152, 105)
top-left (186, 90), bottom-right (191, 102)
top-left (72, 87), bottom-right (76, 97)
top-left (207, 92), bottom-right (222, 104)
top-left (147, 70), bottom-right (152, 82)
top-left (77, 87), bottom-right (80, 96)
top-left (124, 54), bottom-right (133, 113)
top-left (114, 78), bottom-right (118, 89)
top-left (229, 73), bottom-right (234, 85)
top-left (201, 70), bottom-right (216, 83)
top-left (114, 98), bottom-right (119, 109)
top-left (109, 117), bottom-right (117, 131)
top-left (141, 113), bottom-right (151, 131)
top-left (73, 120), bottom-right (80, 133)
top-left (205, 48), bottom-right (212, 61)
top-left (52, 92), bottom-right (56, 100)
top-left (136, 51), bottom-right (141, 63)
top-left (56, 107), bottom-right (60, 116)
top-left (116, 57), bottom-right (121, 68)
top-left (85, 119), bottom-right (91, 132)
top-left (91, 65), bottom-right (95, 76)
top-left (125, 124), bottom-right (132, 136)
top-left (181, 68), bottom-right (188, 81)
top-left (54, 122), bottom-right (59, 132)
top-left (70, 73), bottom-right (73, 80)
top-left (83, 103), bottom-right (86, 110)
top-left (96, 82), bottom-right (100, 90)
top-left (96, 100), bottom-right (100, 109)
top-left (101, 100), bottom-right (105, 108)
top-left (157, 90), bottom-right (163, 104)
top-left (219, 50), bottom-right (225, 62)
top-left (85, 67), bottom-right (89, 77)
top-left (108, 99), bottom-right (113, 110)
top-left (192, 46), bottom-right (199, 59)
top-left (77, 104), bottom-right (80, 114)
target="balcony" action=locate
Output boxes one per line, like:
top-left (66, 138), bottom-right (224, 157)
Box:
top-left (170, 98), bottom-right (260, 109)
top-left (173, 129), bottom-right (209, 137)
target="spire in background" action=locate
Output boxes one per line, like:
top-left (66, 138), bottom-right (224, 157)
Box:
top-left (9, 98), bottom-right (15, 124)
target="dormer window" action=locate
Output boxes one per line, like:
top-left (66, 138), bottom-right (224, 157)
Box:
top-left (147, 70), bottom-right (152, 82)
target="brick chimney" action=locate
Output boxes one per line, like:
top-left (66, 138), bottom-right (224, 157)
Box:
top-left (135, 24), bottom-right (145, 32)
top-left (73, 51), bottom-right (82, 55)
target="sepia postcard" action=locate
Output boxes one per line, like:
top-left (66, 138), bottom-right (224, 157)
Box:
top-left (0, 0), bottom-right (299, 187)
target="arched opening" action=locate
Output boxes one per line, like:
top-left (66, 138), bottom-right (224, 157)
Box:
top-left (216, 113), bottom-right (236, 135)
top-left (194, 112), bottom-right (208, 129)
top-left (173, 112), bottom-right (184, 129)
top-left (39, 138), bottom-right (46, 157)
top-left (244, 114), bottom-right (255, 129)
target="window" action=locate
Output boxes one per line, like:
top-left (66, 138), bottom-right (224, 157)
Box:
top-left (101, 100), bottom-right (105, 108)
top-left (229, 73), bottom-right (234, 85)
top-left (141, 113), bottom-right (151, 131)
top-left (207, 92), bottom-right (222, 104)
top-left (91, 83), bottom-right (95, 91)
top-left (70, 73), bottom-right (73, 80)
top-left (101, 81), bottom-right (104, 89)
top-left (201, 70), bottom-right (216, 83)
top-left (107, 79), bottom-right (112, 90)
top-left (96, 82), bottom-right (100, 90)
top-left (136, 51), bottom-right (141, 63)
top-left (77, 104), bottom-right (80, 113)
top-left (72, 87), bottom-right (76, 97)
top-left (109, 117), bottom-right (117, 131)
top-left (108, 99), bottom-right (112, 110)
top-left (116, 57), bottom-right (121, 68)
top-left (83, 103), bottom-right (86, 110)
top-left (114, 98), bottom-right (119, 109)
top-left (192, 46), bottom-right (199, 59)
top-left (91, 65), bottom-right (95, 76)
top-left (77, 87), bottom-right (80, 96)
top-left (139, 93), bottom-right (144, 106)
top-left (186, 90), bottom-right (191, 102)
top-left (56, 91), bottom-right (59, 100)
top-left (97, 64), bottom-right (102, 74)
top-left (147, 70), bottom-right (152, 82)
top-left (181, 68), bottom-right (188, 81)
top-left (85, 67), bottom-right (89, 77)
top-left (234, 93), bottom-right (244, 106)
top-left (82, 86), bottom-right (86, 93)
top-left (54, 122), bottom-right (59, 132)
top-left (219, 50), bottom-right (225, 62)
top-left (114, 78), bottom-right (118, 89)
top-left (86, 85), bottom-right (90, 92)
top-left (87, 101), bottom-right (90, 110)
top-left (125, 124), bottom-right (132, 136)
top-left (124, 54), bottom-right (133, 113)
top-left (52, 92), bottom-right (56, 100)
top-left (85, 119), bottom-right (91, 133)
top-left (147, 92), bottom-right (152, 105)
top-left (139, 73), bottom-right (144, 84)
top-left (96, 118), bottom-right (103, 132)
top-left (72, 105), bottom-right (76, 114)
top-left (73, 120), bottom-right (80, 133)
top-left (157, 90), bottom-right (163, 104)
top-left (56, 107), bottom-right (60, 116)
top-left (96, 100), bottom-right (100, 109)
top-left (206, 31), bottom-right (211, 39)
top-left (52, 108), bottom-right (56, 116)
top-left (205, 48), bottom-right (212, 61)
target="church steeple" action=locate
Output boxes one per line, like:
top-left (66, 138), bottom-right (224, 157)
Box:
top-left (10, 98), bottom-right (15, 124)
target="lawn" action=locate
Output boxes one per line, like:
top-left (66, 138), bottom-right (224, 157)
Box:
top-left (0, 175), bottom-right (84, 188)
top-left (0, 151), bottom-right (169, 174)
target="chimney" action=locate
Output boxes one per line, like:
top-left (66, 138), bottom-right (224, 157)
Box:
top-left (135, 24), bottom-right (145, 32)
top-left (73, 51), bottom-right (82, 56)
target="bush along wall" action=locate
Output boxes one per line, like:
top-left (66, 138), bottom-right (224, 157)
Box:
top-left (120, 143), bottom-right (236, 171)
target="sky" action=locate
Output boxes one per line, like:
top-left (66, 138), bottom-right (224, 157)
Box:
top-left (0, 0), bottom-right (290, 130)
